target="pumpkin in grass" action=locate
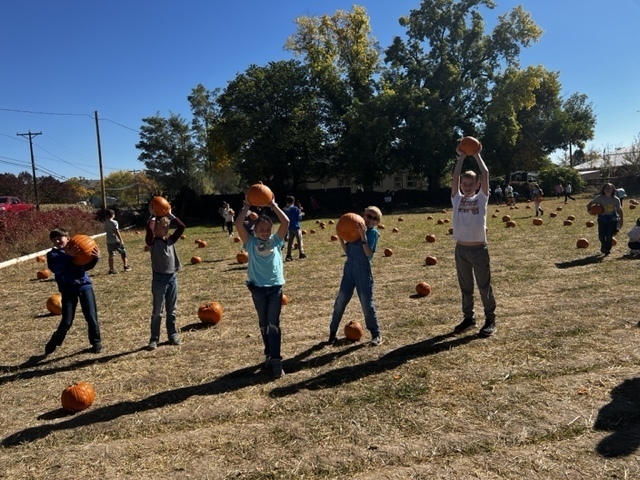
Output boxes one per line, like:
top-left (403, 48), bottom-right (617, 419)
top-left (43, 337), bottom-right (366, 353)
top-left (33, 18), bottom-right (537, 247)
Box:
top-left (612, 237), bottom-right (617, 246)
top-left (335, 213), bottom-right (365, 243)
top-left (425, 255), bottom-right (438, 266)
top-left (46, 293), bottom-right (62, 315)
top-left (196, 240), bottom-right (207, 248)
top-left (415, 282), bottom-right (431, 297)
top-left (383, 248), bottom-right (393, 257)
top-left (425, 234), bottom-right (436, 243)
top-left (328, 219), bottom-right (335, 225)
top-left (502, 215), bottom-right (511, 223)
top-left (344, 320), bottom-right (363, 341)
top-left (67, 235), bottom-right (98, 266)
top-left (36, 255), bottom-right (46, 263)
top-left (586, 220), bottom-right (595, 227)
top-left (236, 251), bottom-right (249, 264)
top-left (532, 218), bottom-right (543, 226)
top-left (392, 227), bottom-right (399, 233)
top-left (458, 136), bottom-right (481, 155)
top-left (246, 183), bottom-right (274, 207)
top-left (197, 301), bottom-right (223, 325)
top-left (149, 196), bottom-right (171, 217)
top-left (567, 215), bottom-right (576, 221)
top-left (281, 293), bottom-right (289, 306)
top-left (330, 234), bottom-right (339, 241)
top-left (549, 212), bottom-right (557, 218)
top-left (190, 256), bottom-right (202, 264)
top-left (576, 238), bottom-right (590, 249)
top-left (61, 381), bottom-right (95, 413)
top-left (563, 219), bottom-right (573, 226)
top-left (37, 268), bottom-right (51, 280)
top-left (506, 220), bottom-right (516, 228)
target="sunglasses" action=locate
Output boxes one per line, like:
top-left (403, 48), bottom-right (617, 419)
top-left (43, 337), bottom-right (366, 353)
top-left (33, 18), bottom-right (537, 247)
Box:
top-left (364, 213), bottom-right (379, 221)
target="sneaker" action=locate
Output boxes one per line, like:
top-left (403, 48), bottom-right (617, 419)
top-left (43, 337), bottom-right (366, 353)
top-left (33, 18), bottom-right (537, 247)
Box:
top-left (285, 256), bottom-right (294, 262)
top-left (90, 343), bottom-right (103, 354)
top-left (272, 361), bottom-right (285, 379)
top-left (108, 270), bottom-right (118, 275)
top-left (124, 266), bottom-right (132, 272)
top-left (45, 340), bottom-right (57, 355)
top-left (327, 332), bottom-right (337, 344)
top-left (479, 321), bottom-right (496, 338)
top-left (454, 317), bottom-right (477, 334)
top-left (299, 253), bottom-right (307, 259)
top-left (261, 356), bottom-right (272, 371)
top-left (169, 335), bottom-right (181, 346)
top-left (370, 336), bottom-right (383, 346)
top-left (146, 341), bottom-right (158, 351)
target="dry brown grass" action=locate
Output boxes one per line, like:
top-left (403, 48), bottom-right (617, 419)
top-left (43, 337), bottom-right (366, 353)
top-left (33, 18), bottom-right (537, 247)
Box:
top-left (1, 196), bottom-right (640, 479)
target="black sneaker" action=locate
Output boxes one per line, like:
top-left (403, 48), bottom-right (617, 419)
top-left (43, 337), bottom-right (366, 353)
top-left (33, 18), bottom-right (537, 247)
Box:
top-left (299, 253), bottom-right (307, 259)
top-left (327, 332), bottom-right (337, 344)
top-left (454, 318), bottom-right (477, 334)
top-left (108, 270), bottom-right (118, 275)
top-left (45, 340), bottom-right (57, 355)
top-left (90, 343), bottom-right (103, 354)
top-left (272, 361), bottom-right (285, 378)
top-left (479, 321), bottom-right (496, 338)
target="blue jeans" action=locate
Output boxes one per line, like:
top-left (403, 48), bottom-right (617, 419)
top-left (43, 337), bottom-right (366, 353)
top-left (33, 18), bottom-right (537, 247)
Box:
top-left (248, 284), bottom-right (283, 360)
top-left (598, 216), bottom-right (618, 254)
top-left (455, 244), bottom-right (496, 322)
top-left (50, 287), bottom-right (101, 347)
top-left (150, 272), bottom-right (178, 342)
top-left (329, 258), bottom-right (380, 337)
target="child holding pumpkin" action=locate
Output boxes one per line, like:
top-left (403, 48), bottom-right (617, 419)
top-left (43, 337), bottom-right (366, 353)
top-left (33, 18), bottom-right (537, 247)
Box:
top-left (328, 206), bottom-right (383, 346)
top-left (45, 228), bottom-right (102, 355)
top-left (586, 183), bottom-right (623, 256)
top-left (145, 210), bottom-right (186, 350)
top-left (235, 196), bottom-right (289, 378)
top-left (451, 144), bottom-right (497, 337)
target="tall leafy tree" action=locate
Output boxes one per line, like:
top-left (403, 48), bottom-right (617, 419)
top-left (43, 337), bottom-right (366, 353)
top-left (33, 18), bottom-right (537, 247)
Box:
top-left (136, 113), bottom-right (198, 196)
top-left (559, 93), bottom-right (596, 166)
top-left (216, 60), bottom-right (328, 191)
top-left (383, 1), bottom-right (542, 189)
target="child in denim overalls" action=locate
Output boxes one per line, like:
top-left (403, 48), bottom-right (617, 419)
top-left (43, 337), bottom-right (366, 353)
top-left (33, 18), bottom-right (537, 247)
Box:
top-left (328, 206), bottom-right (383, 346)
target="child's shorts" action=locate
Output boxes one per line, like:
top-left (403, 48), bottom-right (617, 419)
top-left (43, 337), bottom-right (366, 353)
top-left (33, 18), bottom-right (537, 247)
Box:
top-left (107, 243), bottom-right (127, 257)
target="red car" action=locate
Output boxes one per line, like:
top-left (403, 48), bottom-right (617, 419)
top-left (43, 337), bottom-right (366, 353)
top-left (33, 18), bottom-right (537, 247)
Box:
top-left (0, 196), bottom-right (36, 213)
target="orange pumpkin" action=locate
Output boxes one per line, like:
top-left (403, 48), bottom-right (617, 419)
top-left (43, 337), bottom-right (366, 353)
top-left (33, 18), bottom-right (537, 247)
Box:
top-left (377, 224), bottom-right (385, 230)
top-left (309, 229), bottom-right (316, 234)
top-left (328, 219), bottom-right (335, 225)
top-left (426, 215), bottom-right (434, 220)
top-left (425, 255), bottom-right (438, 266)
top-left (576, 238), bottom-right (590, 249)
top-left (563, 220), bottom-right (573, 226)
top-left (589, 204), bottom-right (604, 215)
top-left (180, 234), bottom-right (186, 239)
top-left (532, 218), bottom-right (543, 226)
top-left (149, 196), bottom-right (171, 217)
top-left (46, 293), bottom-right (62, 315)
top-left (398, 217), bottom-right (404, 222)
top-left (549, 212), bottom-right (557, 218)
top-left (506, 220), bottom-right (516, 228)
top-left (556, 206), bottom-right (563, 211)
top-left (335, 213), bottom-right (365, 242)
top-left (586, 220), bottom-right (595, 227)
top-left (629, 204), bottom-right (636, 210)
top-left (246, 183), bottom-right (274, 207)
top-left (415, 282), bottom-right (431, 296)
top-left (458, 136), bottom-right (481, 155)
top-left (190, 256), bottom-right (202, 264)
top-left (236, 251), bottom-right (249, 264)
top-left (233, 236), bottom-right (241, 243)
top-left (344, 320), bottom-right (363, 341)
top-left (281, 293), bottom-right (289, 306)
top-left (425, 234), bottom-right (436, 243)
top-left (612, 237), bottom-right (617, 246)
top-left (37, 268), bottom-right (51, 280)
top-left (197, 301), bottom-right (223, 325)
top-left (61, 381), bottom-right (95, 413)
top-left (67, 235), bottom-right (98, 266)
top-left (392, 227), bottom-right (399, 233)
top-left (502, 215), bottom-right (511, 223)
top-left (197, 240), bottom-right (207, 248)
top-left (36, 255), bottom-right (46, 263)
top-left (330, 234), bottom-right (339, 241)
top-left (383, 248), bottom-right (393, 257)
top-left (567, 215), bottom-right (576, 221)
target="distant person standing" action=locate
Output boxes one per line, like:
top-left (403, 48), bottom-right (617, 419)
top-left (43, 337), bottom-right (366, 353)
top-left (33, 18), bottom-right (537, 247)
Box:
top-left (283, 195), bottom-right (306, 261)
top-left (218, 202), bottom-right (228, 232)
top-left (616, 187), bottom-right (627, 206)
top-left (554, 183), bottom-right (564, 199)
top-left (586, 183), bottom-right (623, 256)
top-left (531, 184), bottom-right (544, 217)
top-left (493, 184), bottom-right (503, 205)
top-left (564, 182), bottom-right (576, 202)
top-left (104, 209), bottom-right (131, 274)
top-left (504, 183), bottom-right (515, 206)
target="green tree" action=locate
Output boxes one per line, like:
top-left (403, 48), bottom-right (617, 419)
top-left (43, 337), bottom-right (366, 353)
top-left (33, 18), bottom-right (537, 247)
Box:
top-left (559, 93), bottom-right (596, 166)
top-left (383, 1), bottom-right (543, 189)
top-left (216, 60), bottom-right (328, 191)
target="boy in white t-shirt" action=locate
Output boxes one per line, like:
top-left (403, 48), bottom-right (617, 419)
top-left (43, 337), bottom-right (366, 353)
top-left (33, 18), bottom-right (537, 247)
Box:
top-left (451, 144), bottom-right (497, 337)
top-left (627, 218), bottom-right (640, 256)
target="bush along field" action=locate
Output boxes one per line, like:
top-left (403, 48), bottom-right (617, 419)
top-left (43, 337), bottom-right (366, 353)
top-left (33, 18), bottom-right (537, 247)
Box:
top-left (1, 195), bottom-right (639, 479)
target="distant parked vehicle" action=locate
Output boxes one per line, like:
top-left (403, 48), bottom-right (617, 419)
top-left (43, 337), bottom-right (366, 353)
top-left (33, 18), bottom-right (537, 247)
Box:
top-left (0, 196), bottom-right (35, 213)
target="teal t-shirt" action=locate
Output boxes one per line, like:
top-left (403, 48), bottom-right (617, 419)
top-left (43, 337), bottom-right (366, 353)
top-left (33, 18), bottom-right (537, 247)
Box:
top-left (245, 233), bottom-right (285, 287)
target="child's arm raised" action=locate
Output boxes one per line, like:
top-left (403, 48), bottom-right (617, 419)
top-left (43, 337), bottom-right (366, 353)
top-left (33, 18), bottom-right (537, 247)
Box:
top-left (235, 201), bottom-right (252, 244)
top-left (271, 200), bottom-right (290, 241)
top-left (473, 148), bottom-right (489, 196)
top-left (451, 148), bottom-right (466, 198)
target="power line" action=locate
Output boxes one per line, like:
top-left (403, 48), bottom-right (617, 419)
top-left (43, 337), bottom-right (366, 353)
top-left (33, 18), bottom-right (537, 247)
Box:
top-left (0, 107), bottom-right (92, 118)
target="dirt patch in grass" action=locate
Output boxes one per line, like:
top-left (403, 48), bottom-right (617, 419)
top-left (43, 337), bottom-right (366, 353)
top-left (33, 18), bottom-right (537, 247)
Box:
top-left (1, 197), bottom-right (639, 479)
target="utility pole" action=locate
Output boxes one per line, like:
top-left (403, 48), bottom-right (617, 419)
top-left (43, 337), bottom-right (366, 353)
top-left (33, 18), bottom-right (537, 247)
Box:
top-left (94, 111), bottom-right (107, 211)
top-left (16, 130), bottom-right (42, 210)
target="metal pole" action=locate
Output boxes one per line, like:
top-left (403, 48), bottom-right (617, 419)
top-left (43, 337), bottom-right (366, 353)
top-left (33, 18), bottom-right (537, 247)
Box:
top-left (16, 130), bottom-right (42, 210)
top-left (94, 111), bottom-right (107, 211)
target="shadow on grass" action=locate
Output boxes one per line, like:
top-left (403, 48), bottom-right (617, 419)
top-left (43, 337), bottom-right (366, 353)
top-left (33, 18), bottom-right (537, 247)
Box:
top-left (1, 340), bottom-right (362, 447)
top-left (594, 377), bottom-right (640, 457)
top-left (555, 254), bottom-right (603, 269)
top-left (0, 348), bottom-right (146, 386)
top-left (270, 332), bottom-right (476, 397)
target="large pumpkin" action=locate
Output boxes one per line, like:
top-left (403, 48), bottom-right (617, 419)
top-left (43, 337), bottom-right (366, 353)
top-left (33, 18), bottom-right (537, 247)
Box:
top-left (67, 234), bottom-right (97, 266)
top-left (149, 196), bottom-right (171, 217)
top-left (190, 256), bottom-right (202, 264)
top-left (336, 213), bottom-right (365, 243)
top-left (61, 381), bottom-right (95, 412)
top-left (246, 183), bottom-right (274, 207)
top-left (46, 293), bottom-right (62, 315)
top-left (458, 136), bottom-right (481, 155)
top-left (415, 282), bottom-right (431, 297)
top-left (197, 301), bottom-right (223, 325)
top-left (344, 320), bottom-right (363, 341)
top-left (589, 204), bottom-right (604, 215)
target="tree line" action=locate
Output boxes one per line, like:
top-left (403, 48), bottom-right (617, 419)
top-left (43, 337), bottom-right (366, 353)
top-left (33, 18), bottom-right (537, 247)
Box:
top-left (136, 1), bottom-right (596, 197)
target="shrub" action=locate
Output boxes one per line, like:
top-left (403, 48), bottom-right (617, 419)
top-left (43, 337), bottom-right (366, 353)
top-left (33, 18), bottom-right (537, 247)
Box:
top-left (0, 208), bottom-right (102, 261)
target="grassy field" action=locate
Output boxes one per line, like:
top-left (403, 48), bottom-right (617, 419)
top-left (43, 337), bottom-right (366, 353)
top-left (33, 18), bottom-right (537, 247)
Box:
top-left (1, 195), bottom-right (639, 479)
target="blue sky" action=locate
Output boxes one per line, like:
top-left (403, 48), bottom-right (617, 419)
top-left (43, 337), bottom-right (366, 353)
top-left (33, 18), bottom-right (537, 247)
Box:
top-left (1, 0), bottom-right (639, 181)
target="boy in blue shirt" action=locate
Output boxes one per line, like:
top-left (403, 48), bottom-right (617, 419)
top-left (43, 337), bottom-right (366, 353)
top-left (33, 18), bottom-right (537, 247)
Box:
top-left (283, 195), bottom-right (306, 261)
